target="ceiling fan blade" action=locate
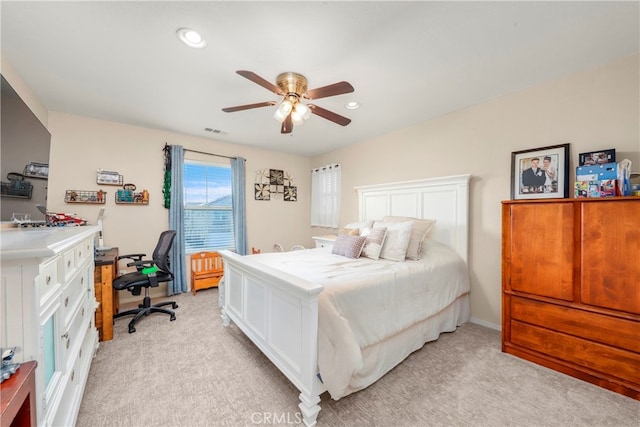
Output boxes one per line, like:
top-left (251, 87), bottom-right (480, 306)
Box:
top-left (305, 81), bottom-right (354, 100)
top-left (236, 70), bottom-right (283, 95)
top-left (281, 113), bottom-right (293, 134)
top-left (308, 104), bottom-right (352, 126)
top-left (222, 101), bottom-right (276, 113)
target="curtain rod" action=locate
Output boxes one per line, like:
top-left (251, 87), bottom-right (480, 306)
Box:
top-left (184, 148), bottom-right (240, 160)
top-left (163, 143), bottom-right (245, 161)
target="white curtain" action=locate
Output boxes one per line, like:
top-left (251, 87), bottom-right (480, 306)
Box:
top-left (311, 164), bottom-right (341, 228)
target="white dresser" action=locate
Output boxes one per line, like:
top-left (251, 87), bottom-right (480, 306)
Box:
top-left (1, 226), bottom-right (99, 426)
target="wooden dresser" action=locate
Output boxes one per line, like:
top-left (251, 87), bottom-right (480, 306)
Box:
top-left (502, 198), bottom-right (639, 400)
top-left (94, 248), bottom-right (119, 341)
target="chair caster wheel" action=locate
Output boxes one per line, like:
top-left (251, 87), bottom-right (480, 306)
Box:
top-left (170, 314), bottom-right (176, 321)
top-left (128, 326), bottom-right (136, 333)
top-left (172, 303), bottom-right (178, 309)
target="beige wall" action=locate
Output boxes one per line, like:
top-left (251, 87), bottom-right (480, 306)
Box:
top-left (311, 54), bottom-right (640, 329)
top-left (46, 112), bottom-right (311, 300)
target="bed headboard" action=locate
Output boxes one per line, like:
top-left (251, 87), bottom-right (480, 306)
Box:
top-left (355, 174), bottom-right (471, 263)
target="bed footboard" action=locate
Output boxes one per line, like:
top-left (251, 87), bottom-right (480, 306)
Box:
top-left (219, 250), bottom-right (326, 427)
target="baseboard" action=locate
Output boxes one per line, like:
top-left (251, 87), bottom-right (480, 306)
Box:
top-left (470, 316), bottom-right (501, 331)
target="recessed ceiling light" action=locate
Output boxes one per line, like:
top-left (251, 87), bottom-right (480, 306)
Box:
top-left (176, 28), bottom-right (206, 48)
top-left (345, 101), bottom-right (360, 110)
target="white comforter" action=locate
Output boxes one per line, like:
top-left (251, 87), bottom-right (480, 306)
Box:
top-left (251, 239), bottom-right (470, 399)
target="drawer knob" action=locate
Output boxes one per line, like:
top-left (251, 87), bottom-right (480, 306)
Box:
top-left (71, 370), bottom-right (75, 381)
top-left (81, 277), bottom-right (84, 285)
top-left (46, 275), bottom-right (51, 285)
top-left (65, 297), bottom-right (69, 307)
top-left (66, 338), bottom-right (70, 349)
top-left (79, 349), bottom-right (82, 359)
top-left (82, 307), bottom-right (85, 317)
top-left (68, 260), bottom-right (71, 268)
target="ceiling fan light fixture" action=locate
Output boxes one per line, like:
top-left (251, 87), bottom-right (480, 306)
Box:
top-left (294, 102), bottom-right (311, 120)
top-left (345, 101), bottom-right (360, 110)
top-left (273, 109), bottom-right (286, 122)
top-left (274, 99), bottom-right (294, 122)
top-left (291, 112), bottom-right (304, 126)
top-left (176, 28), bottom-right (206, 48)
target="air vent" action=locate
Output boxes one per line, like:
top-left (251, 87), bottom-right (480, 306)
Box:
top-left (204, 128), bottom-right (222, 134)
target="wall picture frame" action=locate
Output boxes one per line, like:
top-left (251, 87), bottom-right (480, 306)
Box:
top-left (511, 143), bottom-right (570, 200)
top-left (578, 148), bottom-right (615, 166)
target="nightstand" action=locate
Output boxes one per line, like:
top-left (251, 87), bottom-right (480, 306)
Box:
top-left (312, 235), bottom-right (337, 250)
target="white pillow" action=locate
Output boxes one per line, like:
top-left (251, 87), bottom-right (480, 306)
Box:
top-left (361, 227), bottom-right (387, 260)
top-left (382, 216), bottom-right (436, 260)
top-left (374, 221), bottom-right (413, 262)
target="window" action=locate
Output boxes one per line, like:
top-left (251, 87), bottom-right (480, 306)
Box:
top-left (310, 164), bottom-right (341, 228)
top-left (183, 161), bottom-right (234, 253)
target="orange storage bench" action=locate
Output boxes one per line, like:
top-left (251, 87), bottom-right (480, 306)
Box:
top-left (190, 251), bottom-right (223, 295)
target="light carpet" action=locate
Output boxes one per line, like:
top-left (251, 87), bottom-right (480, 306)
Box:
top-left (77, 289), bottom-right (639, 426)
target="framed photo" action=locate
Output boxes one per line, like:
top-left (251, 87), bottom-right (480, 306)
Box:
top-left (578, 148), bottom-right (615, 166)
top-left (511, 143), bottom-right (570, 200)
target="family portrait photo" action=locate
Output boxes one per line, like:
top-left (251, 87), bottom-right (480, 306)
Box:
top-left (511, 143), bottom-right (570, 200)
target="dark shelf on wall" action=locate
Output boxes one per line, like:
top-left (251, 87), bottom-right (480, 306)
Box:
top-left (1, 182), bottom-right (33, 199)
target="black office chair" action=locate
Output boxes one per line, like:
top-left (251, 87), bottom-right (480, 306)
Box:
top-left (113, 230), bottom-right (179, 333)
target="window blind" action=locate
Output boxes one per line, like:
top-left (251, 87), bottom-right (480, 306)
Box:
top-left (183, 161), bottom-right (235, 253)
top-left (310, 164), bottom-right (341, 228)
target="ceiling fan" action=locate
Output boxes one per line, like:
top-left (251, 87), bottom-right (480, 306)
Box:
top-left (222, 70), bottom-right (354, 134)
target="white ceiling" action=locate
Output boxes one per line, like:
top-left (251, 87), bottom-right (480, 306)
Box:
top-left (2, 1), bottom-right (638, 157)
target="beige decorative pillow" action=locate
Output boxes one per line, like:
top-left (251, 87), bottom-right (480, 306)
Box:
top-left (382, 216), bottom-right (436, 260)
top-left (343, 221), bottom-right (374, 235)
top-left (332, 234), bottom-right (367, 259)
top-left (374, 221), bottom-right (413, 262)
top-left (361, 227), bottom-right (387, 260)
top-left (339, 227), bottom-right (360, 236)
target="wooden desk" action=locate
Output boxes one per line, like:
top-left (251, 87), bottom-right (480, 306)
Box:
top-left (94, 248), bottom-right (119, 341)
top-left (0, 361), bottom-right (37, 427)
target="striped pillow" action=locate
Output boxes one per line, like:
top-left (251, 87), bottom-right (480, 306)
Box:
top-left (361, 227), bottom-right (387, 260)
top-left (332, 234), bottom-right (367, 259)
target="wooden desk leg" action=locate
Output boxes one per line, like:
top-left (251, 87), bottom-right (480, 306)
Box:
top-left (101, 265), bottom-right (114, 341)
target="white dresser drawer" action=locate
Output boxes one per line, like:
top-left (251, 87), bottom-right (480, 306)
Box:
top-left (75, 237), bottom-right (93, 267)
top-left (63, 293), bottom-right (89, 366)
top-left (61, 265), bottom-right (90, 326)
top-left (61, 247), bottom-right (76, 282)
top-left (37, 260), bottom-right (60, 305)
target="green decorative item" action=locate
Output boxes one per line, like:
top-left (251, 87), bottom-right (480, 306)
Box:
top-left (163, 144), bottom-right (171, 209)
top-left (141, 265), bottom-right (158, 275)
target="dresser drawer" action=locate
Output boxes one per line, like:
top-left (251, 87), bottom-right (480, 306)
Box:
top-left (37, 260), bottom-right (60, 304)
top-left (61, 266), bottom-right (91, 327)
top-left (510, 296), bottom-right (640, 353)
top-left (75, 237), bottom-right (93, 267)
top-left (62, 293), bottom-right (90, 365)
top-left (510, 320), bottom-right (640, 386)
top-left (61, 247), bottom-right (76, 282)
top-left (52, 322), bottom-right (95, 427)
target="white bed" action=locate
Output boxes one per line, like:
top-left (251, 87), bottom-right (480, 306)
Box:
top-left (219, 174), bottom-right (471, 426)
